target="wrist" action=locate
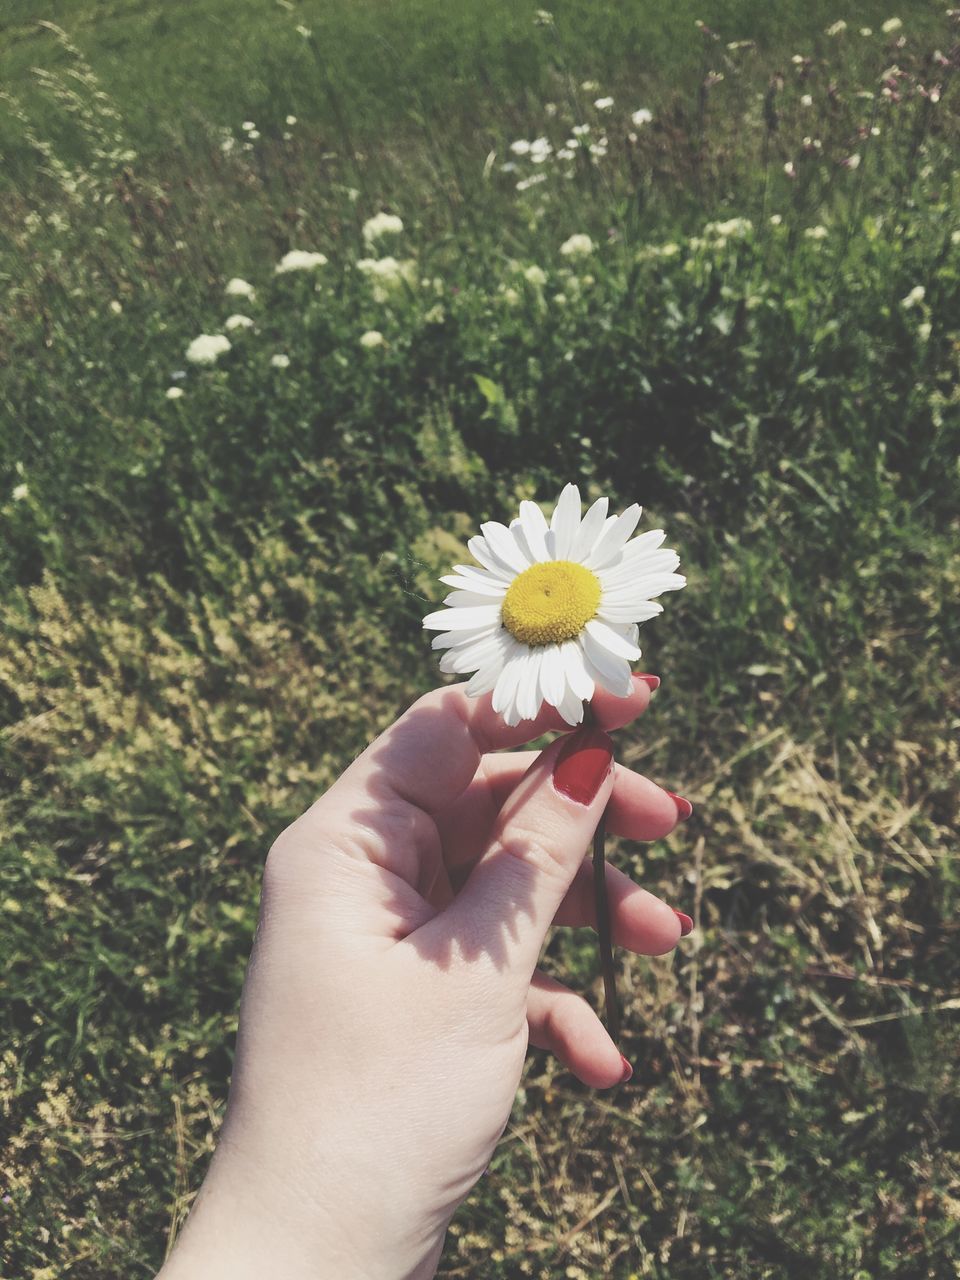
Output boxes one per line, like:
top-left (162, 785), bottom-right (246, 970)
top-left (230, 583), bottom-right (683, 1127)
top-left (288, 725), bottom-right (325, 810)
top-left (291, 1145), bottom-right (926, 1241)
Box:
top-left (157, 1141), bottom-right (446, 1280)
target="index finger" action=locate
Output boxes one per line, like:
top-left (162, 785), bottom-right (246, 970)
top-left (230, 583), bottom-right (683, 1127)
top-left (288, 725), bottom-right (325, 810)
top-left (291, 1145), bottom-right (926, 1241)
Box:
top-left (326, 673), bottom-right (659, 821)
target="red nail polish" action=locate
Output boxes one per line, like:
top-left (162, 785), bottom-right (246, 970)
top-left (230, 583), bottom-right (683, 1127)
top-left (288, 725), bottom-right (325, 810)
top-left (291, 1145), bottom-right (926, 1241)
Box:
top-left (619, 1054), bottom-right (633, 1083)
top-left (635, 673), bottom-right (660, 691)
top-left (673, 909), bottom-right (693, 936)
top-left (668, 791), bottom-right (693, 820)
top-left (552, 726), bottom-right (613, 807)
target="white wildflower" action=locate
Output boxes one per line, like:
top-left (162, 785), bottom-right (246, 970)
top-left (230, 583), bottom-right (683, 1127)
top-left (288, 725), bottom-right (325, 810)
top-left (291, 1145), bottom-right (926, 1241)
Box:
top-left (270, 353), bottom-right (291, 369)
top-left (901, 285), bottom-right (925, 308)
top-left (826, 20), bottom-right (847, 35)
top-left (422, 483), bottom-right (685, 727)
top-left (524, 265), bottom-right (548, 286)
top-left (631, 108), bottom-right (653, 125)
top-left (275, 250), bottom-right (328, 273)
top-left (359, 330), bottom-right (386, 348)
top-left (12, 483), bottom-right (29, 502)
top-left (594, 96), bottom-right (614, 110)
top-left (165, 386), bottom-right (185, 400)
top-left (362, 211), bottom-right (404, 243)
top-left (226, 278), bottom-right (256, 299)
top-left (225, 314), bottom-right (254, 331)
top-left (804, 225), bottom-right (829, 240)
top-left (560, 233), bottom-right (594, 257)
top-left (881, 17), bottom-right (903, 34)
top-left (186, 334), bottom-right (231, 365)
top-left (286, 114), bottom-right (297, 126)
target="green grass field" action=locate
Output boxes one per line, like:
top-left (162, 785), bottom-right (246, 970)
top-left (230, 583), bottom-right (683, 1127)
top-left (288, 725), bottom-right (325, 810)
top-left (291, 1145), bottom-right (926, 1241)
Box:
top-left (1, 2), bottom-right (959, 1277)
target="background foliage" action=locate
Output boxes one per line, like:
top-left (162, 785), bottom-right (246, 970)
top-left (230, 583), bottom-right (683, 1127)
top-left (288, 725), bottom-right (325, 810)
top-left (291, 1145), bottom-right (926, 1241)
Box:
top-left (1, 2), bottom-right (958, 1277)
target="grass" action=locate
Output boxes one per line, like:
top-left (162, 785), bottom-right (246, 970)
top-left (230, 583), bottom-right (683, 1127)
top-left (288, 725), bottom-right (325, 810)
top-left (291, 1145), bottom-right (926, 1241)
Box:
top-left (1, 2), bottom-right (959, 1277)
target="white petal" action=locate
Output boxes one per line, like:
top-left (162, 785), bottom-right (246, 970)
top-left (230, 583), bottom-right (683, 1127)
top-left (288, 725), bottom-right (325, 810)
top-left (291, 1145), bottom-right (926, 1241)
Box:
top-left (557, 683), bottom-right (585, 727)
top-left (583, 504), bottom-right (643, 569)
top-left (581, 630), bottom-right (633, 696)
top-left (480, 521), bottom-right (531, 574)
top-left (538, 644), bottom-right (566, 708)
top-left (439, 630), bottom-right (509, 674)
top-left (440, 574), bottom-right (507, 598)
top-left (423, 604), bottom-right (502, 631)
top-left (600, 549), bottom-right (680, 586)
top-left (597, 600), bottom-right (663, 625)
top-left (466, 658), bottom-right (504, 697)
top-left (519, 500), bottom-right (551, 561)
top-left (585, 618), bottom-right (642, 660)
top-left (549, 484), bottom-right (582, 559)
top-left (467, 536), bottom-right (517, 581)
top-left (431, 624), bottom-right (498, 650)
top-left (443, 589), bottom-right (507, 608)
top-left (450, 563), bottom-right (511, 589)
top-left (492, 648), bottom-right (526, 716)
top-left (516, 650), bottom-right (543, 722)
top-left (570, 496), bottom-right (609, 562)
top-left (560, 639), bottom-right (595, 701)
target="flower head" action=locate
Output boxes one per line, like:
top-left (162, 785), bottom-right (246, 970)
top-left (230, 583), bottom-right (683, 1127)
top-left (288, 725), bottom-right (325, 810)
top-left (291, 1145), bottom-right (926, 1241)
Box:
top-left (423, 484), bottom-right (685, 726)
top-left (165, 386), bottom-right (185, 400)
top-left (359, 329), bottom-right (386, 348)
top-left (560, 233), bottom-right (595, 258)
top-left (186, 334), bottom-right (231, 365)
top-left (270, 353), bottom-right (291, 368)
top-left (363, 212), bottom-right (404, 243)
top-left (226, 277), bottom-right (256, 299)
top-left (275, 250), bottom-right (328, 274)
top-left (12, 483), bottom-right (29, 502)
top-left (631, 108), bottom-right (653, 126)
top-left (225, 313), bottom-right (254, 330)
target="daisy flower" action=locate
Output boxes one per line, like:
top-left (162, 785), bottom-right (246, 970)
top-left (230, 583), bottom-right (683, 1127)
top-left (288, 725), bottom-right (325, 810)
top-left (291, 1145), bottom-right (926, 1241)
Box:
top-left (423, 484), bottom-right (685, 727)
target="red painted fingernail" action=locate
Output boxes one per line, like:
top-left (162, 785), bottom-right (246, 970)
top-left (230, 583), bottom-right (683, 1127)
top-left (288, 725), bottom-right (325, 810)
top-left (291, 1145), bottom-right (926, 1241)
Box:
top-left (635, 673), bottom-right (660, 691)
top-left (668, 791), bottom-right (693, 820)
top-left (673, 909), bottom-right (694, 936)
top-left (552, 726), bottom-right (613, 806)
top-left (619, 1054), bottom-right (633, 1083)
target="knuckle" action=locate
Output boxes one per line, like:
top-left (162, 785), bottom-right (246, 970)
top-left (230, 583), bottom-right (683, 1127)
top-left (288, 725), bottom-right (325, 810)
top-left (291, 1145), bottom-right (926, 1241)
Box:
top-left (497, 820), bottom-right (570, 884)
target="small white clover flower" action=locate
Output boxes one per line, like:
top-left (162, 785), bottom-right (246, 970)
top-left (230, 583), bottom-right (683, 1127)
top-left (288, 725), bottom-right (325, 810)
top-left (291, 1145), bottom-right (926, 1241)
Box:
top-left (225, 314), bottom-right (254, 331)
top-left (881, 17), bottom-right (903, 34)
top-left (109, 300), bottom-right (122, 315)
top-left (901, 285), bottom-right (926, 308)
top-left (186, 334), bottom-right (231, 365)
top-left (801, 93), bottom-right (813, 107)
top-left (826, 20), bottom-right (847, 35)
top-left (166, 386), bottom-right (185, 400)
top-left (805, 225), bottom-right (829, 240)
top-left (225, 277), bottom-right (256, 299)
top-left (560, 233), bottom-right (594, 258)
top-left (12, 483), bottom-right (29, 502)
top-left (704, 217), bottom-right (753, 239)
top-left (510, 139), bottom-right (532, 155)
top-left (275, 250), bottom-right (328, 274)
top-left (524, 265), bottom-right (548, 286)
top-left (516, 174), bottom-right (548, 191)
top-left (242, 121), bottom-right (256, 132)
top-left (362, 212), bottom-right (404, 243)
top-left (423, 483), bottom-right (685, 726)
top-left (631, 108), bottom-right (653, 126)
top-left (270, 353), bottom-right (291, 369)
top-left (594, 96), bottom-right (615, 110)
top-left (843, 153), bottom-right (862, 170)
top-left (286, 114), bottom-right (297, 126)
top-left (784, 161), bottom-right (797, 178)
top-left (359, 330), bottom-right (386, 349)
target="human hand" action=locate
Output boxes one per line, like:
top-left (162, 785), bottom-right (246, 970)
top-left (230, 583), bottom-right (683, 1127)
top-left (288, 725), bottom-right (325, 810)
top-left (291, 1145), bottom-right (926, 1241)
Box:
top-left (158, 676), bottom-right (691, 1280)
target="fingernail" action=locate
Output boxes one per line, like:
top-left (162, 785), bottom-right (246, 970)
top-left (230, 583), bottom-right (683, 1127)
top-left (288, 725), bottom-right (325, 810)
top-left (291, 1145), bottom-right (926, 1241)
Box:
top-left (619, 1054), bottom-right (633, 1083)
top-left (635, 673), bottom-right (660, 691)
top-left (668, 791), bottom-right (693, 820)
top-left (673, 909), bottom-right (694, 936)
top-left (552, 726), bottom-right (614, 806)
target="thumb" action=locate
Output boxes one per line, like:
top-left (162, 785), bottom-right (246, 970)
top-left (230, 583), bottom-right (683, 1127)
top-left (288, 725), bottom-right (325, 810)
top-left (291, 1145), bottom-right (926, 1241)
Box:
top-left (430, 726), bottom-right (615, 983)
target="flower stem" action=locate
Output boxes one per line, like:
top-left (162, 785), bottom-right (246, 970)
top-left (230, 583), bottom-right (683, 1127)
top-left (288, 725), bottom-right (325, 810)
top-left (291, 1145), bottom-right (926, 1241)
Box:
top-left (592, 807), bottom-right (620, 1044)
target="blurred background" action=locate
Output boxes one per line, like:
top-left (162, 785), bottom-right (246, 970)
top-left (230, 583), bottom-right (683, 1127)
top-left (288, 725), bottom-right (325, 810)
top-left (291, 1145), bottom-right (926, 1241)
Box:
top-left (1, 2), bottom-right (958, 1276)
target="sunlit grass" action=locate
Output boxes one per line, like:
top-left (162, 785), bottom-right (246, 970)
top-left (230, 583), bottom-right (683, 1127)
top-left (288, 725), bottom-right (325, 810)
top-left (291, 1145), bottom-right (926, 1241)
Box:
top-left (1, 4), bottom-right (958, 1277)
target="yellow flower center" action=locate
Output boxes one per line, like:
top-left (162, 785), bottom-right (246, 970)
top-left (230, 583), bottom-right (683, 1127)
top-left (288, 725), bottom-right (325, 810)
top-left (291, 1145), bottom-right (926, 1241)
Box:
top-left (501, 560), bottom-right (601, 647)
